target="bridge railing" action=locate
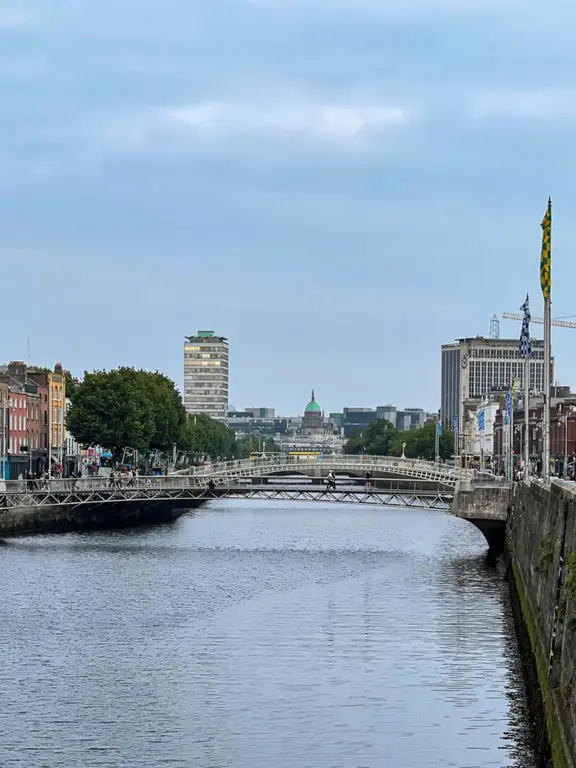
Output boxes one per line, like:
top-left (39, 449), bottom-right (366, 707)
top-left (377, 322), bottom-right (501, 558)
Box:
top-left (0, 475), bottom-right (205, 495)
top-left (0, 474), bottom-right (456, 500)
top-left (0, 455), bottom-right (474, 497)
top-left (177, 454), bottom-right (472, 479)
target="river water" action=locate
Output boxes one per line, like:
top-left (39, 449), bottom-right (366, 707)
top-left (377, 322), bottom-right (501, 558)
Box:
top-left (0, 501), bottom-right (537, 768)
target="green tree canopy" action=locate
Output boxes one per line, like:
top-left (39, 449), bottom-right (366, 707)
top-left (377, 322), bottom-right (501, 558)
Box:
top-left (234, 436), bottom-right (282, 459)
top-left (67, 367), bottom-right (186, 459)
top-left (181, 413), bottom-right (236, 462)
top-left (388, 422), bottom-right (454, 462)
top-left (142, 371), bottom-right (187, 453)
top-left (344, 419), bottom-right (398, 456)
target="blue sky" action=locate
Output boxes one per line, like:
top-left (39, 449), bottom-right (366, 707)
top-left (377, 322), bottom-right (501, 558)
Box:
top-left (1, 0), bottom-right (575, 416)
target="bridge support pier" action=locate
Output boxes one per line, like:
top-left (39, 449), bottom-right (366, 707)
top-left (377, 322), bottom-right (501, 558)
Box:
top-left (452, 479), bottom-right (511, 551)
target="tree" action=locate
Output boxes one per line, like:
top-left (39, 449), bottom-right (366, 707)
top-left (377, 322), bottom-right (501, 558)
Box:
top-left (389, 422), bottom-right (454, 462)
top-left (67, 368), bottom-right (156, 458)
top-left (140, 371), bottom-right (187, 453)
top-left (181, 413), bottom-right (236, 462)
top-left (64, 371), bottom-right (79, 402)
top-left (344, 419), bottom-right (398, 456)
top-left (67, 367), bottom-right (188, 461)
top-left (235, 436), bottom-right (282, 459)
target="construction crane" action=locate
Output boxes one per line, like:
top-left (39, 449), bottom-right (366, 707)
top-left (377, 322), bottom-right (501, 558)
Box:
top-left (502, 312), bottom-right (576, 329)
top-left (489, 314), bottom-right (500, 338)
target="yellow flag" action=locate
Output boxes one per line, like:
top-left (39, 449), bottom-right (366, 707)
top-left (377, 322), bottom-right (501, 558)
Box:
top-left (540, 198), bottom-right (551, 299)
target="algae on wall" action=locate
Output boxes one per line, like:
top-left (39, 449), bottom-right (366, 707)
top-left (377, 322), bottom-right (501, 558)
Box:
top-left (508, 481), bottom-right (576, 767)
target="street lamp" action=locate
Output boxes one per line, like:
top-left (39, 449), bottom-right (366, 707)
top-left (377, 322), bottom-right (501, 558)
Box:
top-left (535, 420), bottom-right (543, 476)
top-left (558, 406), bottom-right (574, 480)
top-left (558, 415), bottom-right (568, 479)
top-left (514, 424), bottom-right (523, 471)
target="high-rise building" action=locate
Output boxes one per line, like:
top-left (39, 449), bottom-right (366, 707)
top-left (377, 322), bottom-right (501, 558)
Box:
top-left (441, 336), bottom-right (550, 429)
top-left (183, 331), bottom-right (229, 423)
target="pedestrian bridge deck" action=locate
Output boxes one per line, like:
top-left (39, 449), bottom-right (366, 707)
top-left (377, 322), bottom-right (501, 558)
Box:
top-left (0, 476), bottom-right (453, 511)
top-left (0, 454), bottom-right (494, 512)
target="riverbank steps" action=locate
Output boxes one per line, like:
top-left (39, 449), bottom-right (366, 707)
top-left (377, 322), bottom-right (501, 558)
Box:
top-left (508, 480), bottom-right (576, 767)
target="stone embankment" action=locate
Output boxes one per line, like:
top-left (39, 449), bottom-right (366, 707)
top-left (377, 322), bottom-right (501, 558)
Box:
top-left (0, 499), bottom-right (202, 536)
top-left (508, 480), bottom-right (576, 767)
top-left (452, 478), bottom-right (510, 550)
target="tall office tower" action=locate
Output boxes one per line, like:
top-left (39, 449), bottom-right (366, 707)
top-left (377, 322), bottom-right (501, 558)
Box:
top-left (441, 336), bottom-right (549, 429)
top-left (183, 331), bottom-right (229, 423)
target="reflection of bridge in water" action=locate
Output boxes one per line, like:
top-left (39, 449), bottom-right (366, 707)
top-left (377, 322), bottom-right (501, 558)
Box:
top-left (0, 456), bottom-right (510, 548)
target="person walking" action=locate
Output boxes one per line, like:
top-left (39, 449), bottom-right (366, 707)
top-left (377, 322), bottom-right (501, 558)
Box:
top-left (365, 470), bottom-right (372, 490)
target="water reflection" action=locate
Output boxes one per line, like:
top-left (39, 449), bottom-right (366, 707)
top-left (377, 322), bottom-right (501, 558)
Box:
top-left (0, 501), bottom-right (536, 767)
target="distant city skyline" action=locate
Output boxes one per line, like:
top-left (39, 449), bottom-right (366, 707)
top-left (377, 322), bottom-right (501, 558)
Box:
top-left (2, 1), bottom-right (576, 412)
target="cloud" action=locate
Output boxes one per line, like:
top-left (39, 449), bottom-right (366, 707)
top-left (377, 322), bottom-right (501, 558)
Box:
top-left (161, 99), bottom-right (410, 145)
top-left (247, 0), bottom-right (520, 14)
top-left (470, 89), bottom-right (576, 120)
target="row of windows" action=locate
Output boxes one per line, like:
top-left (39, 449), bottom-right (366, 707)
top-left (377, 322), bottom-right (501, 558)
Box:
top-left (184, 360), bottom-right (224, 367)
top-left (184, 345), bottom-right (228, 354)
top-left (10, 432), bottom-right (47, 453)
top-left (184, 381), bottom-right (228, 387)
top-left (9, 414), bottom-right (27, 432)
top-left (469, 347), bottom-right (544, 360)
top-left (184, 352), bottom-right (225, 360)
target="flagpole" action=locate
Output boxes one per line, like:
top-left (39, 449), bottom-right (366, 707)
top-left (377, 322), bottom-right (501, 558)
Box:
top-left (541, 198), bottom-right (552, 484)
top-left (510, 388), bottom-right (514, 481)
top-left (524, 355), bottom-right (530, 481)
top-left (543, 296), bottom-right (551, 482)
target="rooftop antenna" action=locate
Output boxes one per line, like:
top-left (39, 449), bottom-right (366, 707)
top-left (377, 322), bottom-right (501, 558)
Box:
top-left (489, 314), bottom-right (500, 339)
top-left (27, 336), bottom-right (32, 366)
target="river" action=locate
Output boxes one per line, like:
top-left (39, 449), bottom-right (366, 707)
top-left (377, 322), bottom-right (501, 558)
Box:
top-left (0, 501), bottom-right (538, 768)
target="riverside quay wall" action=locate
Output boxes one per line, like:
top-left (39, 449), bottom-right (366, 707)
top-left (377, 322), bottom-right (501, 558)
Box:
top-left (0, 499), bottom-right (203, 537)
top-left (508, 480), bottom-right (576, 767)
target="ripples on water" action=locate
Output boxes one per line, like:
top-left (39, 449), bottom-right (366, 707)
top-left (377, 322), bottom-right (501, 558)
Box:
top-left (0, 502), bottom-right (537, 768)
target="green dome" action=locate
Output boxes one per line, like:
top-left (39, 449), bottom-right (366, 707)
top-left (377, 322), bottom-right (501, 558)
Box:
top-left (305, 390), bottom-right (321, 413)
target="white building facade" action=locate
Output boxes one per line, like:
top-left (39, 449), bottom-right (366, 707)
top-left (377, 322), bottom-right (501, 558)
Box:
top-left (441, 336), bottom-right (550, 441)
top-left (462, 400), bottom-right (500, 459)
top-left (183, 331), bottom-right (229, 423)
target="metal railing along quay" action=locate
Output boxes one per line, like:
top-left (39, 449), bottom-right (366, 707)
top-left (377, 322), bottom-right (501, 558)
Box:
top-left (0, 454), bottom-right (478, 501)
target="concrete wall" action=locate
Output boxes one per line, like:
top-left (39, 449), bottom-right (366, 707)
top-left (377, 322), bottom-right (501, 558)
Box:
top-left (0, 499), bottom-right (204, 537)
top-left (508, 481), bottom-right (576, 767)
top-left (452, 480), bottom-right (509, 549)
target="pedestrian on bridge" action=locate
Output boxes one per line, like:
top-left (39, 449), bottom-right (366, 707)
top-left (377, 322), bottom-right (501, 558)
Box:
top-left (326, 471), bottom-right (336, 491)
top-left (365, 471), bottom-right (372, 490)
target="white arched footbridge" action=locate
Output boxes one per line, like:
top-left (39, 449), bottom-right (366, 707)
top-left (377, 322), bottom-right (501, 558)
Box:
top-left (0, 455), bottom-right (509, 548)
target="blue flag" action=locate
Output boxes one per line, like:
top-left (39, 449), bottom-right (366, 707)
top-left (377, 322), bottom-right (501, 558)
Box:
top-left (453, 415), bottom-right (459, 434)
top-left (477, 409), bottom-right (485, 432)
top-left (519, 294), bottom-right (532, 359)
top-left (436, 421), bottom-right (443, 437)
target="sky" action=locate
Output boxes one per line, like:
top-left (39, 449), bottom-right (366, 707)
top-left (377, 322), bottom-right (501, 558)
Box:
top-left (1, 0), bottom-right (576, 416)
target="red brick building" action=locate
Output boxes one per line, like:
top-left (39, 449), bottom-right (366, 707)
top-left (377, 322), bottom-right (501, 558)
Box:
top-left (493, 395), bottom-right (576, 474)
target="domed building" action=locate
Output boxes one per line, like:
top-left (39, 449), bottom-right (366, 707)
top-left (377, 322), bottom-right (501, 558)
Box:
top-left (301, 390), bottom-right (325, 435)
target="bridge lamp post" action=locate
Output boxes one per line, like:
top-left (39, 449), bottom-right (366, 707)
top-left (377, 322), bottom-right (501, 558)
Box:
top-left (514, 425), bottom-right (523, 470)
top-left (535, 420), bottom-right (543, 476)
top-left (558, 408), bottom-right (573, 480)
